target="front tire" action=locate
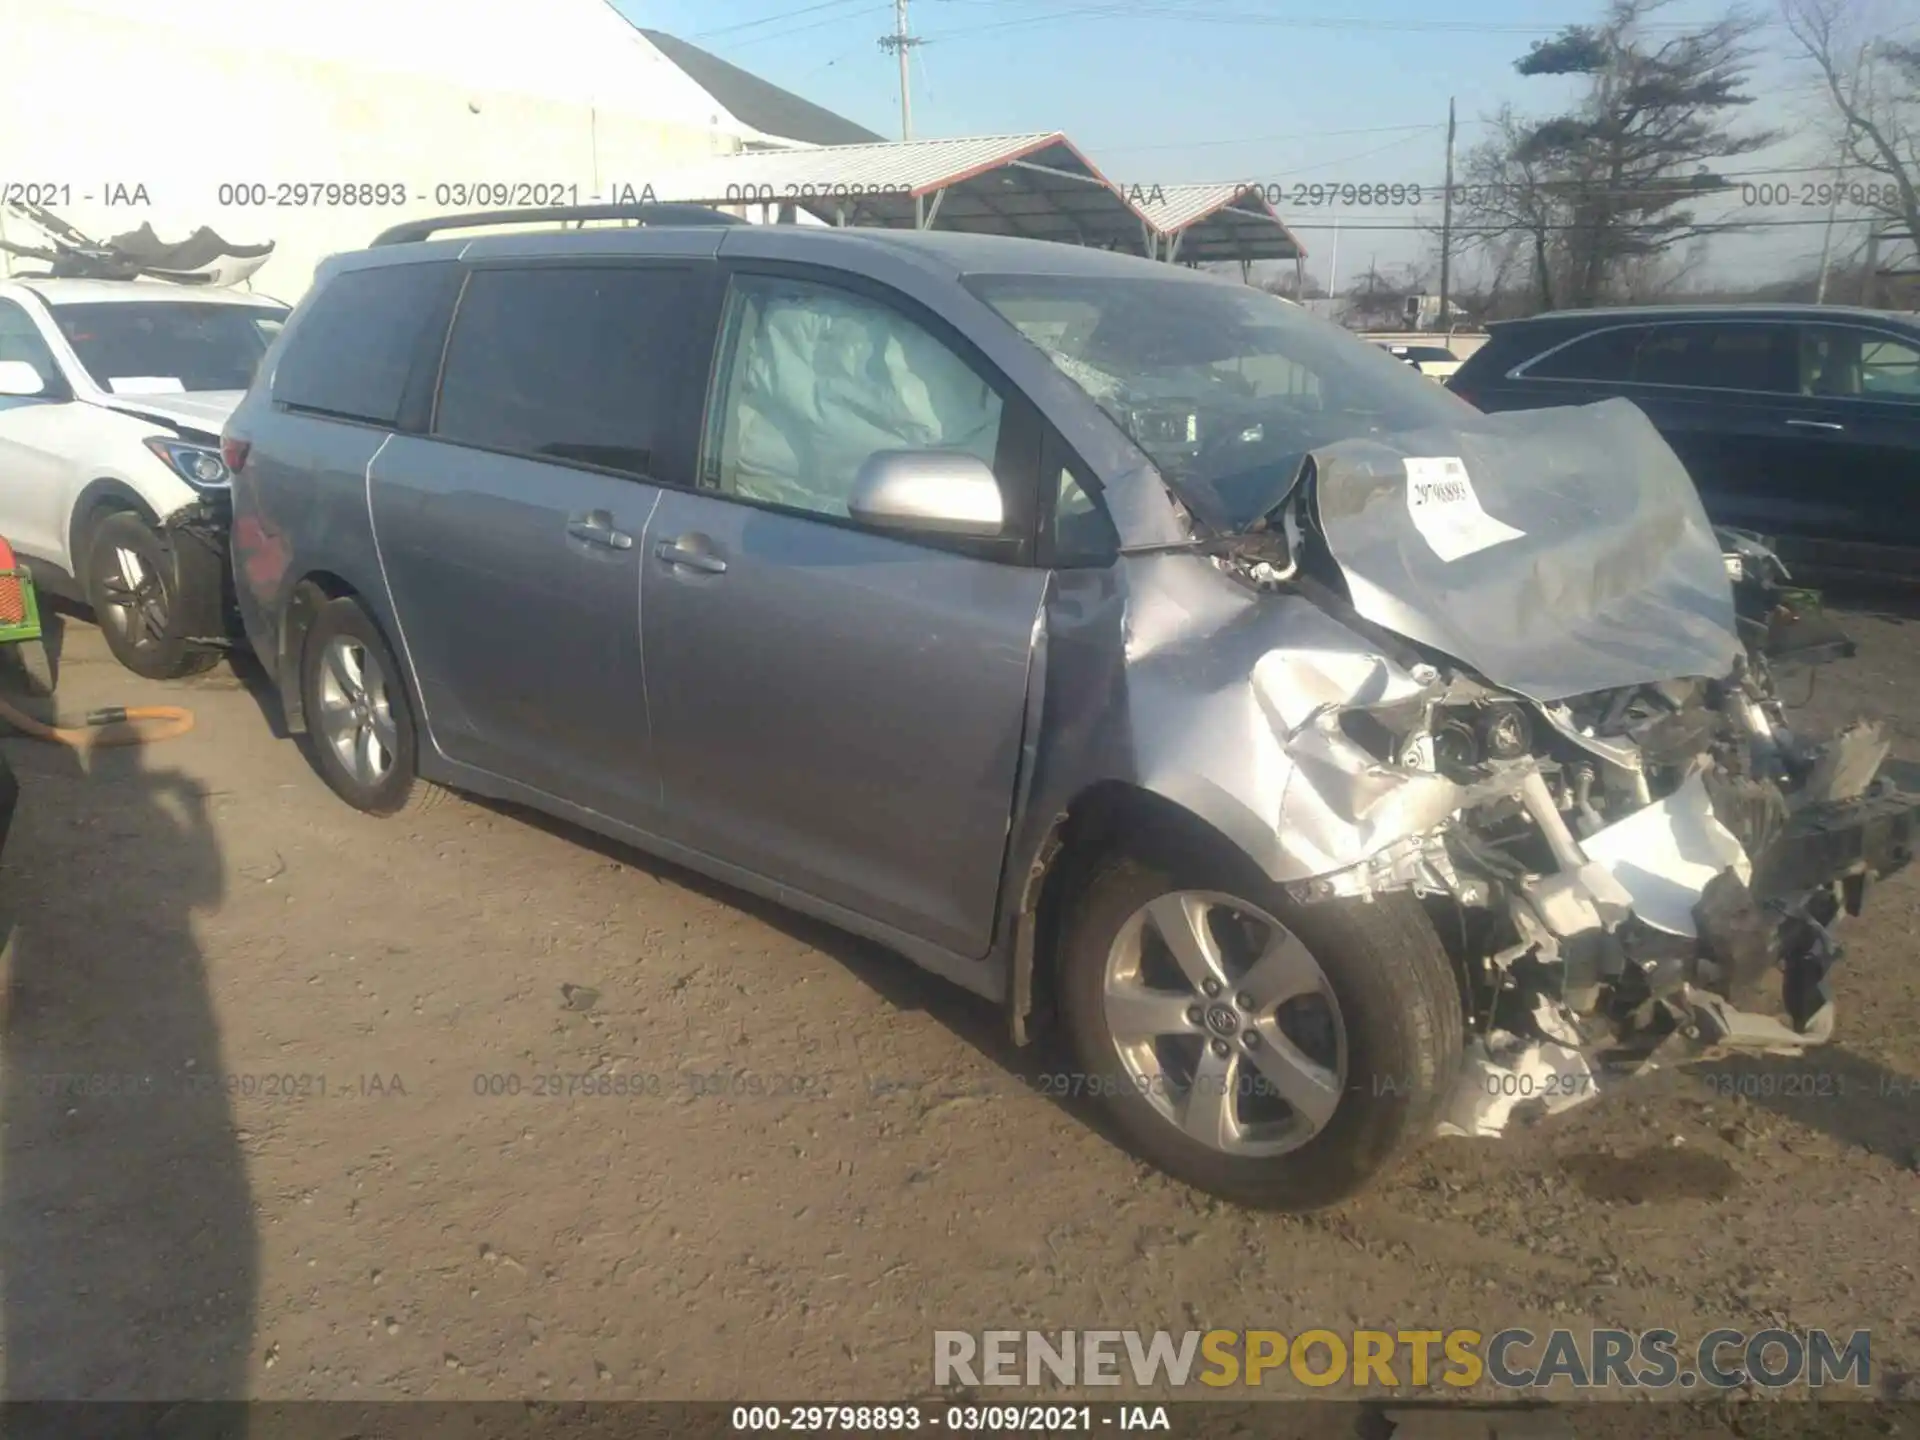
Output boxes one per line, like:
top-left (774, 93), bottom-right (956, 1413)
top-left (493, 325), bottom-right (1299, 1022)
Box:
top-left (83, 510), bottom-right (219, 680)
top-left (298, 597), bottom-right (443, 816)
top-left (1059, 850), bottom-right (1463, 1211)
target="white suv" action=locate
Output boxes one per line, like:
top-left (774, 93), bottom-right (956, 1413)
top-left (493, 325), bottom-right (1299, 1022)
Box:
top-left (0, 277), bottom-right (289, 677)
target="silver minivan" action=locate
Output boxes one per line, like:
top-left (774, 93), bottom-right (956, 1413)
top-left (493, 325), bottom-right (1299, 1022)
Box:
top-left (224, 206), bottom-right (1916, 1209)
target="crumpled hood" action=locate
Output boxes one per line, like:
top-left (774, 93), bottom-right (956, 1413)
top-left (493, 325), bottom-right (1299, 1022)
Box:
top-left (1308, 396), bottom-right (1741, 702)
top-left (95, 390), bottom-right (243, 438)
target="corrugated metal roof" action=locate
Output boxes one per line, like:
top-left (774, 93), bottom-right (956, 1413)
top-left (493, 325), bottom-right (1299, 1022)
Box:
top-left (1127, 182), bottom-right (1307, 261)
top-left (642, 140), bottom-right (1316, 260)
top-left (648, 133), bottom-right (1079, 200)
top-left (644, 133), bottom-right (1158, 252)
top-left (1130, 182), bottom-right (1254, 233)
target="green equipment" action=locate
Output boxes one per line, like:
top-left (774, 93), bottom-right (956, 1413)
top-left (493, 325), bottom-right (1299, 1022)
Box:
top-left (0, 537), bottom-right (42, 648)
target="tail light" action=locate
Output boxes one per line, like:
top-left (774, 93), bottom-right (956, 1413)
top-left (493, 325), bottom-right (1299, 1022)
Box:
top-left (222, 435), bottom-right (252, 473)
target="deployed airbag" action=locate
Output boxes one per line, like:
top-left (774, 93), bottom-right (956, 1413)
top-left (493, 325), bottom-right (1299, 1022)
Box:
top-left (718, 283), bottom-right (1003, 516)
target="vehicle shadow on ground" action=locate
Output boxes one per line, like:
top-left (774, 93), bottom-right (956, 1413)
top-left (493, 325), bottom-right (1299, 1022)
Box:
top-left (216, 622), bottom-right (1124, 1145)
top-left (0, 706), bottom-right (256, 1399)
top-left (33, 605), bottom-right (65, 694)
top-left (1682, 1046), bottom-right (1920, 1166)
top-left (220, 643), bottom-right (289, 740)
top-left (473, 798), bottom-right (1137, 1143)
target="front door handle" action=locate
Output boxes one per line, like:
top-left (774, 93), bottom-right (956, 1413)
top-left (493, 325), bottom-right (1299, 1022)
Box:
top-left (1785, 419), bottom-right (1845, 432)
top-left (566, 510), bottom-right (633, 549)
top-left (654, 537), bottom-right (728, 574)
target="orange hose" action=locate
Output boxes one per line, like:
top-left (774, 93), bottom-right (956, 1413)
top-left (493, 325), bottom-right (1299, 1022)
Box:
top-left (0, 695), bottom-right (194, 747)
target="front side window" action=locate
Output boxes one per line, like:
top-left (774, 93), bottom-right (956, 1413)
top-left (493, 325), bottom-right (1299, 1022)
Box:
top-left (966, 272), bottom-right (1472, 530)
top-left (703, 275), bottom-right (1004, 521)
top-left (1634, 323), bottom-right (1795, 392)
top-left (50, 301), bottom-right (286, 394)
top-left (1799, 325), bottom-right (1920, 398)
top-left (433, 266), bottom-right (689, 478)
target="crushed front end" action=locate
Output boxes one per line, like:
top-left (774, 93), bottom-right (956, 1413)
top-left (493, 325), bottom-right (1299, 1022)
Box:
top-left (1227, 400), bottom-right (1918, 1135)
top-left (1295, 623), bottom-right (1914, 1135)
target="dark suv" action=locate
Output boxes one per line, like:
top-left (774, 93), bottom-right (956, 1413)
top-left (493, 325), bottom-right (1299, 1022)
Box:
top-left (1447, 305), bottom-right (1920, 581)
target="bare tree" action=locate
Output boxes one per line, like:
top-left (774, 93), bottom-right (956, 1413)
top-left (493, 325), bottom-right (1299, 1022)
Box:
top-left (1257, 268), bottom-right (1330, 300)
top-left (1455, 0), bottom-right (1775, 311)
top-left (1458, 105), bottom-right (1572, 310)
top-left (1612, 242), bottom-right (1713, 301)
top-left (1780, 0), bottom-right (1920, 266)
top-left (1340, 262), bottom-right (1431, 328)
top-left (1454, 234), bottom-right (1531, 321)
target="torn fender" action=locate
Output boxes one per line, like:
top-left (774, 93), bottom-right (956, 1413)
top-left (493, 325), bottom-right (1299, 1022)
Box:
top-left (1120, 559), bottom-right (1468, 884)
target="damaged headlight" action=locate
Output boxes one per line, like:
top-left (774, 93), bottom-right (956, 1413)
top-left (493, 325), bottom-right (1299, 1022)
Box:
top-left (1477, 703), bottom-right (1532, 761)
top-left (144, 437), bottom-right (230, 489)
top-left (1383, 700), bottom-right (1534, 779)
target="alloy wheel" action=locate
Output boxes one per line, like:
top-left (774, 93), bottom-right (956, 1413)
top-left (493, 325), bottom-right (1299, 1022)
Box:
top-left (315, 635), bottom-right (400, 788)
top-left (98, 546), bottom-right (170, 651)
top-left (1102, 890), bottom-right (1348, 1158)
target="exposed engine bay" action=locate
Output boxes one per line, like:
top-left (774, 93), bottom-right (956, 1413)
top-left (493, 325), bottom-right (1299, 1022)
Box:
top-left (1190, 437), bottom-right (1917, 1138)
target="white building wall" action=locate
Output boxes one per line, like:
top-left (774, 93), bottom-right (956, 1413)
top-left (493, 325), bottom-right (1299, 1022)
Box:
top-left (0, 0), bottom-right (757, 301)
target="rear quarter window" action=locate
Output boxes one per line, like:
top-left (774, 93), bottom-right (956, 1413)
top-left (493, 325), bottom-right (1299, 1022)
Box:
top-left (271, 262), bottom-right (457, 426)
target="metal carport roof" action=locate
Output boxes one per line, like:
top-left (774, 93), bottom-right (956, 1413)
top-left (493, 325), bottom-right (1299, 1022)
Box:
top-left (644, 133), bottom-right (1157, 252)
top-left (1132, 183), bottom-right (1307, 264)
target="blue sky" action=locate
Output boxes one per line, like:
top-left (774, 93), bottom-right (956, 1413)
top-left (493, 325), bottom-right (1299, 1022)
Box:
top-left (618, 0), bottom-right (1889, 288)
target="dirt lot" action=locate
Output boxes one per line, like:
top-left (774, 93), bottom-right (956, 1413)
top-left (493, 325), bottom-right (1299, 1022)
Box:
top-left (0, 598), bottom-right (1915, 1404)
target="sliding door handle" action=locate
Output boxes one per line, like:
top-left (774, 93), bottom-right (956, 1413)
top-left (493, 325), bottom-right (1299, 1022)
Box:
top-left (1784, 419), bottom-right (1845, 432)
top-left (655, 539), bottom-right (728, 574)
top-left (566, 510), bottom-right (633, 549)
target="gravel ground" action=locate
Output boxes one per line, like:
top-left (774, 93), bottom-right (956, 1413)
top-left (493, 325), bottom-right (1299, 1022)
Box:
top-left (0, 597), bottom-right (1915, 1405)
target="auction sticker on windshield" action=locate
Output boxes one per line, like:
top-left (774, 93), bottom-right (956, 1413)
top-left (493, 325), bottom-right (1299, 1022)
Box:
top-left (1403, 456), bottom-right (1525, 563)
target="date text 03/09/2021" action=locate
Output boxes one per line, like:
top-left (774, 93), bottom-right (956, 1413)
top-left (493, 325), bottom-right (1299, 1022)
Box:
top-left (200, 180), bottom-right (917, 209)
top-left (209, 182), bottom-right (655, 209)
top-left (729, 1404), bottom-right (1171, 1432)
top-left (15, 1071), bottom-right (406, 1100)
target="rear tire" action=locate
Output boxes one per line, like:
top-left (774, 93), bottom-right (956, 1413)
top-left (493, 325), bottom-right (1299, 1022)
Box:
top-left (298, 596), bottom-right (446, 817)
top-left (83, 510), bottom-right (219, 680)
top-left (1058, 848), bottom-right (1463, 1211)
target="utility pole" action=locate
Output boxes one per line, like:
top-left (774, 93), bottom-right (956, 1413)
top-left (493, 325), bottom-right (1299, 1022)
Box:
top-left (1815, 44), bottom-right (1869, 305)
top-left (1438, 96), bottom-right (1456, 333)
top-left (879, 0), bottom-right (919, 141)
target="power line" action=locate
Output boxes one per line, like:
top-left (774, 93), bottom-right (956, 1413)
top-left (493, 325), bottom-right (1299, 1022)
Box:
top-left (690, 0), bottom-right (874, 41)
top-left (1271, 215), bottom-right (1884, 232)
top-left (1096, 120), bottom-right (1496, 155)
top-left (716, 2), bottom-right (892, 49)
top-left (918, 0), bottom-right (1750, 41)
top-left (1109, 130), bottom-right (1448, 191)
top-left (1115, 161), bottom-right (1909, 197)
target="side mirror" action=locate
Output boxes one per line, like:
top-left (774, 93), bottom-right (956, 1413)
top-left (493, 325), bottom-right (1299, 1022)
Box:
top-left (847, 450), bottom-right (1005, 539)
top-left (0, 360), bottom-right (51, 398)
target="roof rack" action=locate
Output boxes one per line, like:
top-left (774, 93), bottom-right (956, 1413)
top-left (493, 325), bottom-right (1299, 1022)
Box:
top-left (371, 203), bottom-right (745, 247)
